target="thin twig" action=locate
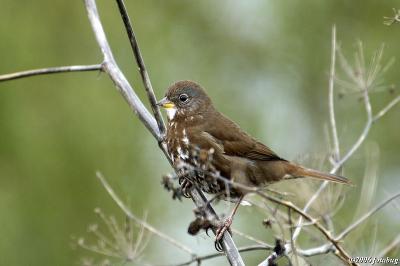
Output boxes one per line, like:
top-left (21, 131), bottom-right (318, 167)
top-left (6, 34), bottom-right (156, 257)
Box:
top-left (188, 187), bottom-right (245, 265)
top-left (1, 4), bottom-right (397, 265)
top-left (96, 172), bottom-right (195, 255)
top-left (292, 25), bottom-right (341, 242)
top-left (108, 0), bottom-right (244, 263)
top-left (255, 191), bottom-right (355, 265)
top-left (115, 0), bottom-right (166, 137)
top-left (292, 40), bottom-right (399, 243)
top-left (0, 64), bottom-right (102, 82)
top-left (232, 228), bottom-right (272, 246)
top-left (384, 8), bottom-right (400, 26)
top-left (335, 191), bottom-right (400, 241)
top-left (167, 245), bottom-right (272, 266)
top-left (298, 243), bottom-right (335, 257)
top-left (328, 25), bottom-right (340, 162)
top-left (179, 164), bottom-right (356, 265)
top-left (372, 94), bottom-right (400, 122)
top-left (110, 2), bottom-right (244, 263)
top-left (376, 234), bottom-right (400, 258)
top-left (288, 208), bottom-right (299, 266)
top-left (295, 191), bottom-right (400, 260)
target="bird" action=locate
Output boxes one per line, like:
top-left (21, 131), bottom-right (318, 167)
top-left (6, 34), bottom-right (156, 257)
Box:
top-left (157, 80), bottom-right (350, 244)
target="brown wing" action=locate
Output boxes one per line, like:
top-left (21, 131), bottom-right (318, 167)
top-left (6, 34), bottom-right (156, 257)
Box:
top-left (205, 113), bottom-right (286, 162)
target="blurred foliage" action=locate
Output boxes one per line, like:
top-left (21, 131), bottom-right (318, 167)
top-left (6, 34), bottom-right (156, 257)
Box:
top-left (0, 1), bottom-right (399, 265)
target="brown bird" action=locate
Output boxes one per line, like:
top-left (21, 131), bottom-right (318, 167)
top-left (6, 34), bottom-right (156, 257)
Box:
top-left (157, 80), bottom-right (350, 242)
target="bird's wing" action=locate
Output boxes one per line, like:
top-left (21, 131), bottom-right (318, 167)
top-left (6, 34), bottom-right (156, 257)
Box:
top-left (204, 113), bottom-right (285, 162)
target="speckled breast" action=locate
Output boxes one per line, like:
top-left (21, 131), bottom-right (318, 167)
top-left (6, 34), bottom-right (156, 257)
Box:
top-left (166, 121), bottom-right (228, 195)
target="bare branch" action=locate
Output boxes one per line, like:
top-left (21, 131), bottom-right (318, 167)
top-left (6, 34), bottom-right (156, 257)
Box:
top-left (298, 243), bottom-right (335, 257)
top-left (167, 241), bottom-right (337, 266)
top-left (328, 25), bottom-right (340, 162)
top-left (376, 234), bottom-right (400, 258)
top-left (177, 162), bottom-right (356, 264)
top-left (232, 228), bottom-right (271, 246)
top-left (288, 208), bottom-right (299, 266)
top-left (168, 245), bottom-right (271, 266)
top-left (372, 94), bottom-right (400, 122)
top-left (81, 1), bottom-right (245, 263)
top-left (293, 191), bottom-right (400, 261)
top-left (255, 191), bottom-right (355, 265)
top-left (384, 8), bottom-right (400, 26)
top-left (335, 191), bottom-right (400, 241)
top-left (96, 172), bottom-right (195, 256)
top-left (293, 40), bottom-right (399, 243)
top-left (78, 208), bottom-right (151, 263)
top-left (1, 4), bottom-right (397, 265)
top-left (0, 6), bottom-right (236, 262)
top-left (88, 1), bottom-right (243, 261)
top-left (188, 187), bottom-right (245, 265)
top-left (333, 89), bottom-right (372, 170)
top-left (115, 0), bottom-right (166, 136)
top-left (0, 64), bottom-right (102, 82)
top-left (84, 0), bottom-right (161, 141)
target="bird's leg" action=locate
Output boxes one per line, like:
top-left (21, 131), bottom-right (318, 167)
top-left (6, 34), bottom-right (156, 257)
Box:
top-left (214, 195), bottom-right (244, 248)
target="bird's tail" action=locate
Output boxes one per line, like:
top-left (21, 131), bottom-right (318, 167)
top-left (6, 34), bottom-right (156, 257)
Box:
top-left (287, 164), bottom-right (351, 184)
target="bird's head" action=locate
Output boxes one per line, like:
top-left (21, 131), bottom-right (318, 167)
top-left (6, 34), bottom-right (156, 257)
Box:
top-left (157, 80), bottom-right (212, 120)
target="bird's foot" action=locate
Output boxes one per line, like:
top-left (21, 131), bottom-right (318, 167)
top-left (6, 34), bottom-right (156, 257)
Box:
top-left (214, 217), bottom-right (233, 251)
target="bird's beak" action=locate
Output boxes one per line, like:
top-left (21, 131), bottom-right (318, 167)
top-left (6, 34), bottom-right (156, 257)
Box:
top-left (157, 97), bottom-right (175, 109)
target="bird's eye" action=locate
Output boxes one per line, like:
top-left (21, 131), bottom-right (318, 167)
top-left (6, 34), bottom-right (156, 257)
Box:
top-left (179, 94), bottom-right (189, 103)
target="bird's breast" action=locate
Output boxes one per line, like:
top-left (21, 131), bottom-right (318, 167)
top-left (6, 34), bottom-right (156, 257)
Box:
top-left (166, 121), bottom-right (191, 164)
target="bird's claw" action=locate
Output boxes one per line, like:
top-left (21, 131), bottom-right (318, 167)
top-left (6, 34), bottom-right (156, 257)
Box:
top-left (205, 227), bottom-right (211, 237)
top-left (214, 239), bottom-right (224, 252)
top-left (179, 178), bottom-right (192, 198)
top-left (214, 218), bottom-right (233, 251)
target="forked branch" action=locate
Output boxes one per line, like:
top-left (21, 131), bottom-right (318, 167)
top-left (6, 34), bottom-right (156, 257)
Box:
top-left (84, 0), bottom-right (244, 264)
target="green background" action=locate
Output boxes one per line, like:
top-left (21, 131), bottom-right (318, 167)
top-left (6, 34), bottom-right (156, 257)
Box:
top-left (0, 1), bottom-right (399, 265)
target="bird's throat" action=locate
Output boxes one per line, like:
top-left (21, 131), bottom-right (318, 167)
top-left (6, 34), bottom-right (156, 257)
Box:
top-left (166, 107), bottom-right (177, 120)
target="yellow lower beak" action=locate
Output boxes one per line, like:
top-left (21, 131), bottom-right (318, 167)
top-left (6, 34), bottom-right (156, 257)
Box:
top-left (162, 102), bottom-right (175, 109)
top-left (157, 97), bottom-right (175, 109)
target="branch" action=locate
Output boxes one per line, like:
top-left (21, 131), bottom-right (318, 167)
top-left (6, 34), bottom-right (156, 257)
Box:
top-left (372, 94), bottom-right (400, 122)
top-left (96, 172), bottom-right (195, 256)
top-left (292, 26), bottom-right (342, 242)
top-left (292, 39), bottom-right (400, 243)
top-left (0, 0), bottom-right (244, 263)
top-left (180, 165), bottom-right (356, 265)
top-left (84, 0), bottom-right (161, 141)
top-left (376, 234), bottom-right (400, 258)
top-left (169, 245), bottom-right (271, 266)
top-left (384, 8), bottom-right (400, 26)
top-left (0, 64), bottom-right (102, 82)
top-left (188, 187), bottom-right (245, 265)
top-left (328, 25), bottom-right (340, 162)
top-left (111, 0), bottom-right (244, 263)
top-left (232, 228), bottom-right (272, 246)
top-left (298, 243), bottom-right (335, 257)
top-left (286, 191), bottom-right (400, 262)
top-left (169, 241), bottom-right (336, 266)
top-left (2, 3), bottom-right (396, 265)
top-left (255, 191), bottom-right (355, 265)
top-left (335, 191), bottom-right (400, 241)
top-left (84, 0), bottom-right (244, 264)
top-left (115, 0), bottom-right (166, 136)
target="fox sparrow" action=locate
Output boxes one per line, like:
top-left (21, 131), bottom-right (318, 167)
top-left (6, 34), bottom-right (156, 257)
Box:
top-left (157, 80), bottom-right (350, 243)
